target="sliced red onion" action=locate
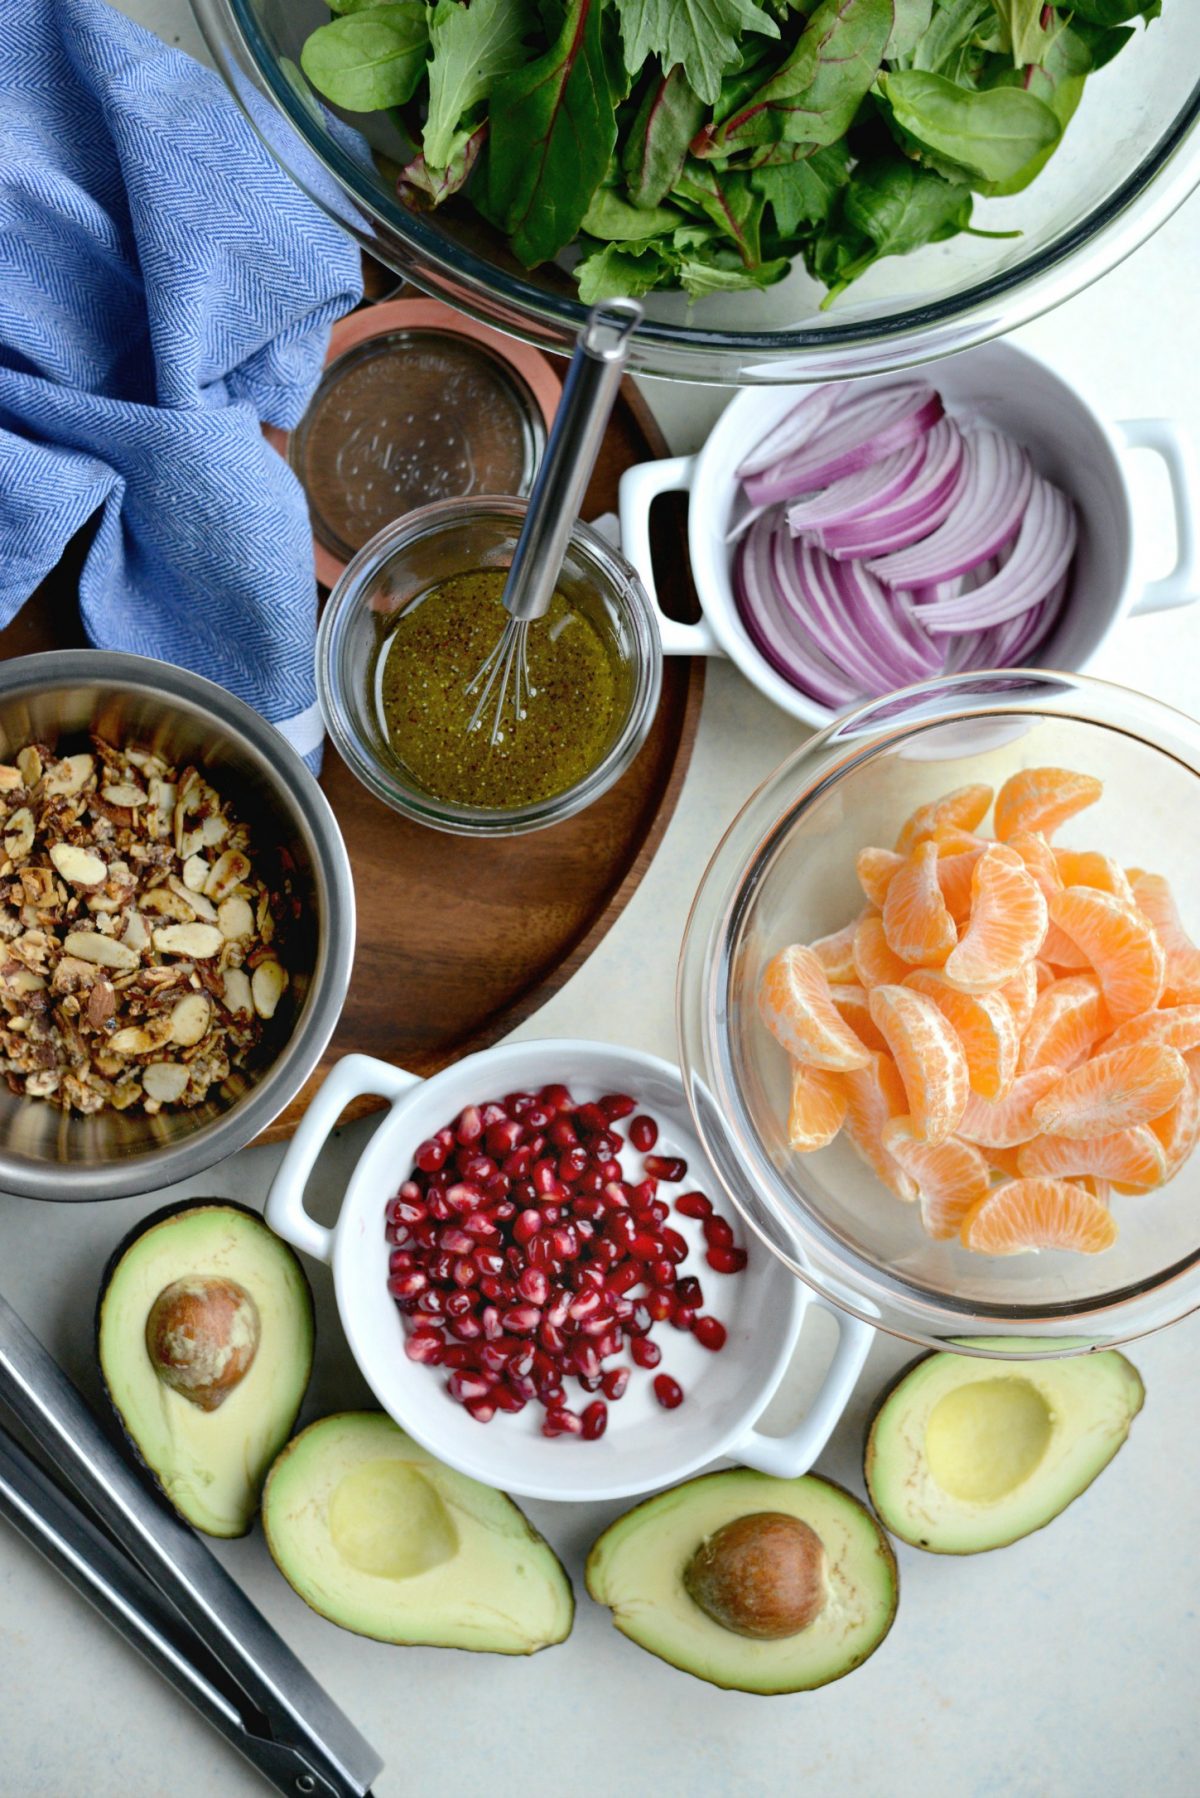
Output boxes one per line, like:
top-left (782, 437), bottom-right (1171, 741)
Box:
top-left (866, 430), bottom-right (1033, 588)
top-left (734, 515), bottom-right (858, 708)
top-left (783, 437), bottom-right (928, 536)
top-left (742, 383), bottom-right (944, 508)
top-left (736, 384), bottom-right (845, 478)
top-left (821, 419), bottom-right (966, 560)
top-left (832, 558), bottom-right (943, 684)
top-left (912, 481), bottom-right (1077, 633)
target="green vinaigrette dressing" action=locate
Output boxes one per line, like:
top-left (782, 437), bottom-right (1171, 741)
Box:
top-left (374, 569), bottom-right (619, 810)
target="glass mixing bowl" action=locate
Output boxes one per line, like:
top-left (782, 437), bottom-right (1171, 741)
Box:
top-left (194, 0), bottom-right (1200, 383)
top-left (678, 671), bottom-right (1200, 1357)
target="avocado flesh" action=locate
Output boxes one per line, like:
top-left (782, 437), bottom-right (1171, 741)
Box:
top-left (586, 1469), bottom-right (898, 1695)
top-left (262, 1413), bottom-right (574, 1654)
top-left (865, 1339), bottom-right (1144, 1555)
top-left (98, 1203), bottom-right (313, 1539)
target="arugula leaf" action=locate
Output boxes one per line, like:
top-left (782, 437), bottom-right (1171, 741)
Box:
top-left (423, 0), bottom-right (532, 168)
top-left (485, 0), bottom-right (618, 266)
top-left (988, 0), bottom-right (1065, 67)
top-left (878, 69), bottom-right (1061, 186)
top-left (676, 253), bottom-right (790, 297)
top-left (581, 187), bottom-right (683, 239)
top-left (299, 4), bottom-right (429, 111)
top-left (575, 239), bottom-right (674, 300)
top-left (749, 141), bottom-right (849, 233)
top-left (700, 0), bottom-right (894, 157)
top-left (610, 0), bottom-right (780, 107)
top-left (621, 65), bottom-right (707, 208)
top-left (673, 161), bottom-right (767, 264)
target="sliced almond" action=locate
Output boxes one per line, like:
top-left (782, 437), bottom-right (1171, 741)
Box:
top-left (141, 886), bottom-right (195, 922)
top-left (217, 895), bottom-right (255, 942)
top-left (199, 812), bottom-right (229, 849)
top-left (0, 764), bottom-right (22, 792)
top-left (109, 1017), bottom-right (173, 1055)
top-left (43, 753), bottom-right (95, 798)
top-left (170, 992), bottom-right (211, 1046)
top-left (4, 969), bottom-right (45, 995)
top-left (49, 843), bottom-right (108, 888)
top-left (143, 1062), bottom-right (189, 1104)
top-left (16, 747), bottom-right (41, 789)
top-left (3, 808), bottom-right (33, 861)
top-left (148, 779), bottom-right (176, 839)
top-left (203, 850), bottom-right (251, 902)
top-left (169, 877), bottom-right (217, 924)
top-left (62, 931), bottom-right (140, 971)
top-left (251, 959), bottom-right (287, 1020)
top-left (182, 855), bottom-right (209, 892)
top-left (125, 748), bottom-right (168, 777)
top-left (101, 782), bottom-right (147, 807)
top-left (222, 967), bottom-right (253, 1015)
top-left (123, 910), bottom-right (149, 953)
top-left (24, 1071), bottom-right (60, 1097)
top-left (153, 923), bottom-right (223, 959)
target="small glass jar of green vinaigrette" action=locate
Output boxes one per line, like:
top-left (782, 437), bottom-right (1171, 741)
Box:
top-left (317, 497), bottom-right (663, 836)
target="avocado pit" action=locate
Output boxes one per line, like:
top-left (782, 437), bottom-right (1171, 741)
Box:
top-left (145, 1275), bottom-right (261, 1412)
top-left (684, 1511), bottom-right (827, 1640)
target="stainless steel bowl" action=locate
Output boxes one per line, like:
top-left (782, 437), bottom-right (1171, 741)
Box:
top-left (0, 652), bottom-right (355, 1201)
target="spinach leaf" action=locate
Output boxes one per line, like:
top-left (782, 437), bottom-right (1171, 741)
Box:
top-left (887, 0), bottom-right (934, 63)
top-left (610, 0), bottom-right (781, 107)
top-left (1071, 20), bottom-right (1135, 66)
top-left (909, 1), bottom-right (993, 74)
top-left (749, 141), bottom-right (850, 233)
top-left (1069, 0), bottom-right (1160, 23)
top-left (878, 69), bottom-right (1060, 186)
top-left (575, 240), bottom-right (674, 300)
top-left (988, 0), bottom-right (1064, 66)
top-left (700, 0), bottom-right (894, 157)
top-left (581, 187), bottom-right (683, 239)
top-left (804, 154), bottom-right (973, 299)
top-left (299, 4), bottom-right (429, 111)
top-left (485, 0), bottom-right (618, 266)
top-left (673, 161), bottom-right (767, 263)
top-left (621, 65), bottom-right (707, 208)
top-left (423, 0), bottom-right (532, 168)
top-left (981, 23), bottom-right (1092, 193)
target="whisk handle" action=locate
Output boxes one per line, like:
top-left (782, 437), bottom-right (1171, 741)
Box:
top-left (502, 299), bottom-right (642, 624)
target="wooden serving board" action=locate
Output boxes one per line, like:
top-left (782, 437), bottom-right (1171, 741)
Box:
top-left (27, 378), bottom-right (705, 1139)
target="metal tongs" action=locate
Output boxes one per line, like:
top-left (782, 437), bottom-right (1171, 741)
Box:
top-left (0, 1290), bottom-right (383, 1797)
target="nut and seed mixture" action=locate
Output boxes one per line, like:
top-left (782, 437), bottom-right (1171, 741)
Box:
top-left (0, 738), bottom-right (293, 1116)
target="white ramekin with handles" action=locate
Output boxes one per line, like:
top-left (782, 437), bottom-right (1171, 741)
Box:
top-left (620, 338), bottom-right (1200, 729)
top-left (265, 1040), bottom-right (873, 1503)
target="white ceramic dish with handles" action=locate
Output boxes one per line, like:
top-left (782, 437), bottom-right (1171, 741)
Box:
top-left (265, 1040), bottom-right (872, 1503)
top-left (620, 338), bottom-right (1200, 729)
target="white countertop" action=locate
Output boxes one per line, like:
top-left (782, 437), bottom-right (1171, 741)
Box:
top-left (3, 8), bottom-right (1199, 1795)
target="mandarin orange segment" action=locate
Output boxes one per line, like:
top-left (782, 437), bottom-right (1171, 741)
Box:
top-left (1150, 1055), bottom-right (1200, 1181)
top-left (960, 1177), bottom-right (1118, 1256)
top-left (895, 783), bottom-right (993, 854)
top-left (1054, 849), bottom-right (1136, 907)
top-left (904, 969), bottom-right (1018, 1102)
top-left (1048, 886), bottom-right (1165, 1022)
top-left (1001, 963), bottom-right (1039, 1039)
top-left (944, 843), bottom-right (1047, 993)
top-left (759, 945), bottom-right (872, 1072)
top-left (882, 840), bottom-right (957, 968)
top-left (881, 1119), bottom-right (990, 1242)
top-left (985, 1143), bottom-right (1025, 1180)
top-left (1018, 973), bottom-right (1109, 1073)
top-left (1129, 872), bottom-right (1200, 1004)
top-left (867, 984), bottom-right (969, 1145)
top-left (959, 1066), bottom-right (1062, 1147)
top-left (936, 847), bottom-right (984, 923)
top-left (841, 1052), bottom-right (916, 1200)
top-left (828, 983), bottom-right (889, 1054)
top-left (1039, 922), bottom-right (1092, 971)
top-left (853, 914), bottom-right (913, 990)
top-left (1032, 1043), bottom-right (1187, 1140)
top-left (787, 1062), bottom-right (847, 1152)
top-left (1017, 1126), bottom-right (1167, 1189)
top-left (808, 918), bottom-right (860, 985)
top-left (1007, 830), bottom-right (1063, 902)
top-left (856, 846), bottom-right (903, 909)
top-left (1102, 1004), bottom-right (1200, 1057)
top-left (994, 768), bottom-right (1104, 843)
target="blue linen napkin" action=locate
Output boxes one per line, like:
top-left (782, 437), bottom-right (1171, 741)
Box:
top-left (0, 0), bottom-right (363, 767)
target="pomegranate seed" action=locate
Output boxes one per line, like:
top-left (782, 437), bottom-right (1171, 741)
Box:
top-left (478, 1274), bottom-right (507, 1302)
top-left (540, 1082), bottom-right (574, 1113)
top-left (444, 1182), bottom-right (481, 1213)
top-left (388, 1196), bottom-right (426, 1228)
top-left (629, 1115), bottom-right (658, 1152)
top-left (595, 1328), bottom-right (624, 1358)
top-left (508, 1372), bottom-right (537, 1403)
top-left (491, 1386), bottom-right (526, 1414)
top-left (548, 1226), bottom-right (579, 1260)
top-left (631, 1337), bottom-right (661, 1368)
top-left (538, 1320), bottom-right (566, 1354)
top-left (517, 1266), bottom-right (549, 1305)
top-left (630, 1232), bottom-right (662, 1261)
top-left (581, 1400), bottom-right (608, 1440)
top-left (388, 1249), bottom-right (416, 1273)
top-left (464, 1398), bottom-right (496, 1424)
top-left (647, 1257), bottom-right (675, 1288)
top-left (559, 1146), bottom-right (589, 1182)
top-left (598, 1157), bottom-right (623, 1183)
top-left (442, 1344), bottom-right (476, 1369)
top-left (445, 1289), bottom-right (474, 1318)
top-left (439, 1226), bottom-right (474, 1255)
top-left (385, 1223), bottom-right (413, 1248)
top-left (455, 1106), bottom-right (484, 1145)
top-left (627, 1303), bottom-right (652, 1336)
top-left (539, 1203), bottom-right (563, 1226)
top-left (525, 1132), bottom-right (548, 1159)
top-left (579, 1311), bottom-right (616, 1338)
top-left (545, 1288), bottom-right (572, 1328)
top-left (542, 1407), bottom-right (583, 1437)
top-left (602, 1366), bottom-right (630, 1400)
top-left (448, 1314), bottom-right (483, 1341)
top-left (548, 1117), bottom-right (579, 1150)
top-left (479, 1342), bottom-right (509, 1375)
top-left (473, 1247), bottom-right (504, 1277)
top-left (420, 1289), bottom-right (447, 1316)
top-left (512, 1209), bottom-right (542, 1245)
top-left (645, 1289), bottom-right (674, 1322)
top-left (644, 1154), bottom-right (687, 1182)
top-left (600, 1092), bottom-right (636, 1121)
top-left (428, 1251), bottom-right (455, 1283)
top-left (501, 1304), bottom-right (540, 1335)
top-left (653, 1374), bottom-right (683, 1409)
top-left (508, 1344), bottom-right (535, 1378)
top-left (575, 1169), bottom-right (604, 1195)
top-left (405, 1329), bottom-right (444, 1364)
top-left (592, 1238), bottom-right (619, 1266)
top-left (524, 1103), bottom-right (553, 1130)
top-left (481, 1306), bottom-right (504, 1340)
top-left (452, 1257), bottom-right (478, 1288)
top-left (707, 1245), bottom-right (748, 1274)
top-left (573, 1343), bottom-right (601, 1382)
top-left (447, 1371), bottom-right (490, 1404)
top-left (604, 1261), bottom-right (641, 1296)
top-left (491, 1194), bottom-right (515, 1218)
top-left (414, 1137), bottom-right (447, 1173)
top-left (538, 1383), bottom-right (566, 1408)
top-left (675, 1191), bottom-right (712, 1219)
top-left (703, 1215), bottom-right (734, 1249)
top-left (481, 1102), bottom-right (507, 1126)
top-left (526, 1235), bottom-right (557, 1270)
top-left (602, 1182), bottom-right (631, 1211)
top-left (573, 1264), bottom-right (605, 1291)
top-left (426, 1191), bottom-right (453, 1222)
top-left (629, 1176), bottom-right (657, 1205)
top-left (610, 1296), bottom-right (634, 1323)
top-left (675, 1275), bottom-right (703, 1307)
top-left (574, 1102), bottom-right (609, 1136)
top-left (671, 1303), bottom-right (697, 1332)
top-left (660, 1227), bottom-right (689, 1264)
top-left (486, 1118), bottom-right (523, 1158)
top-left (694, 1315), bottom-right (727, 1351)
top-left (505, 1091), bottom-right (534, 1116)
top-left (388, 1269), bottom-right (427, 1300)
top-left (577, 1371), bottom-right (603, 1393)
top-left (568, 1288), bottom-right (602, 1322)
top-left (504, 1145), bottom-right (535, 1179)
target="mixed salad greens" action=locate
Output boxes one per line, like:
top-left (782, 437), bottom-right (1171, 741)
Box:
top-left (299, 0), bottom-right (1164, 304)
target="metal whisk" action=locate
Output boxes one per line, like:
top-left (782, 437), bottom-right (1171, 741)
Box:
top-left (466, 298), bottom-right (643, 743)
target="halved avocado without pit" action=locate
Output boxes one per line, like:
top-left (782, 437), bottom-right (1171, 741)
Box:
top-left (586, 1469), bottom-right (897, 1695)
top-left (262, 1413), bottom-right (574, 1655)
top-left (97, 1200), bottom-right (313, 1539)
top-left (865, 1341), bottom-right (1145, 1555)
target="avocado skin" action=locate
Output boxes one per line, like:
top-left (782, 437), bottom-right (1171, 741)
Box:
top-left (585, 1468), bottom-right (899, 1696)
top-left (96, 1198), bottom-right (314, 1538)
top-left (863, 1345), bottom-right (1146, 1556)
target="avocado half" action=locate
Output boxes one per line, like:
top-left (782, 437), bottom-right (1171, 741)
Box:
top-left (97, 1200), bottom-right (314, 1539)
top-left (262, 1413), bottom-right (574, 1655)
top-left (586, 1468), bottom-right (898, 1695)
top-left (865, 1341), bottom-right (1145, 1555)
